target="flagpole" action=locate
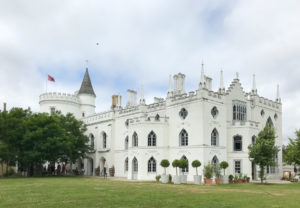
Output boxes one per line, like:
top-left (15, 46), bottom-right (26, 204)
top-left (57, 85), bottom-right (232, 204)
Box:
top-left (46, 75), bottom-right (48, 93)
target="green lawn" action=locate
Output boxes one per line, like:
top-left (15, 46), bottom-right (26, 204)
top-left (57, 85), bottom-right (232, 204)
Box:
top-left (0, 177), bottom-right (299, 208)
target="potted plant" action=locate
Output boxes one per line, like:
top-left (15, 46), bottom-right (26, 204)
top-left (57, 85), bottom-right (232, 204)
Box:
top-left (192, 160), bottom-right (202, 185)
top-left (160, 159), bottom-right (170, 184)
top-left (243, 174), bottom-right (248, 183)
top-left (234, 175), bottom-right (238, 183)
top-left (203, 163), bottom-right (214, 185)
top-left (168, 174), bottom-right (172, 183)
top-left (238, 173), bottom-right (243, 183)
top-left (214, 165), bottom-right (222, 185)
top-left (178, 159), bottom-right (188, 184)
top-left (156, 175), bottom-right (161, 182)
top-left (220, 161), bottom-right (229, 184)
top-left (246, 177), bottom-right (250, 183)
top-left (229, 175), bottom-right (234, 184)
top-left (172, 159), bottom-right (180, 184)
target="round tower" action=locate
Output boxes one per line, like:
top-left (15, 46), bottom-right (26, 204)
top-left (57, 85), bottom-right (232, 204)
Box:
top-left (77, 68), bottom-right (96, 117)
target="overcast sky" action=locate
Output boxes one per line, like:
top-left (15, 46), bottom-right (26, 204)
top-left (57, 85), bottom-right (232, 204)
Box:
top-left (0, 0), bottom-right (299, 144)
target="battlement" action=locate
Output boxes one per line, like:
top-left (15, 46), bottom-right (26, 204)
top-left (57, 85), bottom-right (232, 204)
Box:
top-left (82, 110), bottom-right (114, 124)
top-left (39, 92), bottom-right (80, 104)
top-left (257, 96), bottom-right (281, 110)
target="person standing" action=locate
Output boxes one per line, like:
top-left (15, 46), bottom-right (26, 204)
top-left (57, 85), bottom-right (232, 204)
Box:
top-left (104, 160), bottom-right (108, 179)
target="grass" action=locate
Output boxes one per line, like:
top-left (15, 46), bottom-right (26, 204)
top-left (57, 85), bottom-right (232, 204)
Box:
top-left (0, 177), bottom-right (299, 208)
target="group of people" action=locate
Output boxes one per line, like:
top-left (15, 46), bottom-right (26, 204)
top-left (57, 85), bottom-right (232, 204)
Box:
top-left (42, 164), bottom-right (67, 176)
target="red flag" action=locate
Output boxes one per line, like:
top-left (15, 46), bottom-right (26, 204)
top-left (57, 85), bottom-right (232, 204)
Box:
top-left (48, 75), bottom-right (55, 82)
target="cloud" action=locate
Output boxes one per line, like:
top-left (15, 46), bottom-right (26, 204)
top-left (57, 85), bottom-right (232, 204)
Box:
top-left (0, 0), bottom-right (299, 143)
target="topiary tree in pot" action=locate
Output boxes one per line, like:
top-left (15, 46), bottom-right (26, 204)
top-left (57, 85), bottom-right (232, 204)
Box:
top-left (160, 159), bottom-right (170, 184)
top-left (178, 159), bottom-right (188, 184)
top-left (220, 161), bottom-right (229, 184)
top-left (172, 159), bottom-right (180, 184)
top-left (192, 160), bottom-right (202, 184)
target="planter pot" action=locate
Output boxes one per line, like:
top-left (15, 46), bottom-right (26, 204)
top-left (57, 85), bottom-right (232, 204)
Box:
top-left (215, 178), bottom-right (222, 185)
top-left (204, 178), bottom-right (212, 185)
top-left (180, 175), bottom-right (187, 184)
top-left (173, 175), bottom-right (181, 184)
top-left (237, 179), bottom-right (243, 183)
top-left (161, 174), bottom-right (168, 184)
top-left (193, 175), bottom-right (202, 185)
top-left (229, 180), bottom-right (234, 184)
top-left (222, 175), bottom-right (229, 184)
top-left (246, 178), bottom-right (250, 183)
top-left (168, 179), bottom-right (172, 183)
top-left (234, 180), bottom-right (238, 184)
top-left (156, 178), bottom-right (160, 182)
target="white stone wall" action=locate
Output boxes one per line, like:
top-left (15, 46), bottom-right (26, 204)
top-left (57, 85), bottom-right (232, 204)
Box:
top-left (39, 72), bottom-right (282, 181)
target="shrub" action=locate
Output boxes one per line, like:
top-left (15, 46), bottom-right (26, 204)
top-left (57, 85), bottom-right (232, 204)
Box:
top-left (238, 173), bottom-right (243, 179)
top-left (4, 168), bottom-right (15, 177)
top-left (203, 163), bottom-right (214, 179)
top-left (168, 174), bottom-right (172, 181)
top-left (220, 161), bottom-right (229, 176)
top-left (178, 159), bottom-right (188, 175)
top-left (172, 159), bottom-right (180, 176)
top-left (213, 165), bottom-right (222, 178)
top-left (234, 175), bottom-right (238, 180)
top-left (229, 174), bottom-right (234, 181)
top-left (160, 159), bottom-right (170, 175)
top-left (192, 160), bottom-right (201, 176)
top-left (156, 175), bottom-right (161, 180)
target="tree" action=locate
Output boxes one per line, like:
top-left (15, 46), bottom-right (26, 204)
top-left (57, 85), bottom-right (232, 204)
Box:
top-left (0, 108), bottom-right (90, 176)
top-left (283, 130), bottom-right (300, 166)
top-left (191, 160), bottom-right (201, 176)
top-left (248, 124), bottom-right (279, 183)
top-left (178, 159), bottom-right (188, 175)
top-left (160, 159), bottom-right (170, 175)
top-left (172, 159), bottom-right (180, 176)
top-left (220, 161), bottom-right (229, 176)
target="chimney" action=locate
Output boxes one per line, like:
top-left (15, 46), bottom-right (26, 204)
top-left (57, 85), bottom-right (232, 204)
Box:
top-left (126, 90), bottom-right (137, 107)
top-left (3, 102), bottom-right (7, 112)
top-left (112, 95), bottom-right (122, 109)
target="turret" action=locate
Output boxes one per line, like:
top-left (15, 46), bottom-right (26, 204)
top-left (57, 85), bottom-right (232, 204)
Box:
top-left (252, 74), bottom-right (257, 95)
top-left (219, 70), bottom-right (225, 94)
top-left (78, 67), bottom-right (96, 117)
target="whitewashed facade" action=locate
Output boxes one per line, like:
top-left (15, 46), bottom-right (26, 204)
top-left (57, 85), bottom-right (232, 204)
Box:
top-left (39, 66), bottom-right (282, 181)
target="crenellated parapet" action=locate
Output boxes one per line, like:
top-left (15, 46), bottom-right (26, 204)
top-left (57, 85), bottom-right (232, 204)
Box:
top-left (82, 110), bottom-right (114, 124)
top-left (39, 92), bottom-right (80, 104)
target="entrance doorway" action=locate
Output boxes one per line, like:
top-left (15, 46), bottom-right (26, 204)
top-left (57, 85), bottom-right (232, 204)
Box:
top-left (132, 157), bottom-right (138, 180)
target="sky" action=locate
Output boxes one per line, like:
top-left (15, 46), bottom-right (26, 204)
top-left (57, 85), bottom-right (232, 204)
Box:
top-left (0, 0), bottom-right (300, 144)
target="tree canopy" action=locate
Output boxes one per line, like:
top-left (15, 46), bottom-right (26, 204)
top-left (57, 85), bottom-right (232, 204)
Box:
top-left (0, 108), bottom-right (90, 176)
top-left (248, 124), bottom-right (279, 183)
top-left (283, 130), bottom-right (300, 166)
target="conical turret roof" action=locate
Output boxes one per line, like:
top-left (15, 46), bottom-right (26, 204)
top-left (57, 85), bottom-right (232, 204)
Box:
top-left (78, 68), bottom-right (96, 97)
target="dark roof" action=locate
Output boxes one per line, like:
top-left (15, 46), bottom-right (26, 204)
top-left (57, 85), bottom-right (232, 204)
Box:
top-left (78, 68), bottom-right (96, 96)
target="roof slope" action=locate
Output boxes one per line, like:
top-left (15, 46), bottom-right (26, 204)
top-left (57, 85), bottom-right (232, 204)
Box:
top-left (78, 68), bottom-right (96, 96)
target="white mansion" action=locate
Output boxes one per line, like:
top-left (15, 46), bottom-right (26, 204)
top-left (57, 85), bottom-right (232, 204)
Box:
top-left (39, 65), bottom-right (282, 181)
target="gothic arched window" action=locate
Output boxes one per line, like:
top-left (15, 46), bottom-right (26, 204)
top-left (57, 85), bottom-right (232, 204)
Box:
top-left (212, 156), bottom-right (219, 166)
top-left (132, 132), bottom-right (138, 147)
top-left (133, 157), bottom-right (138, 172)
top-left (211, 128), bottom-right (219, 146)
top-left (125, 157), bottom-right (128, 172)
top-left (90, 134), bottom-right (95, 149)
top-left (179, 129), bottom-right (188, 146)
top-left (267, 117), bottom-right (274, 130)
top-left (252, 135), bottom-right (256, 145)
top-left (147, 157), bottom-right (156, 172)
top-left (102, 132), bottom-right (107, 149)
top-left (125, 136), bottom-right (129, 150)
top-left (233, 135), bottom-right (242, 151)
top-left (148, 131), bottom-right (156, 146)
